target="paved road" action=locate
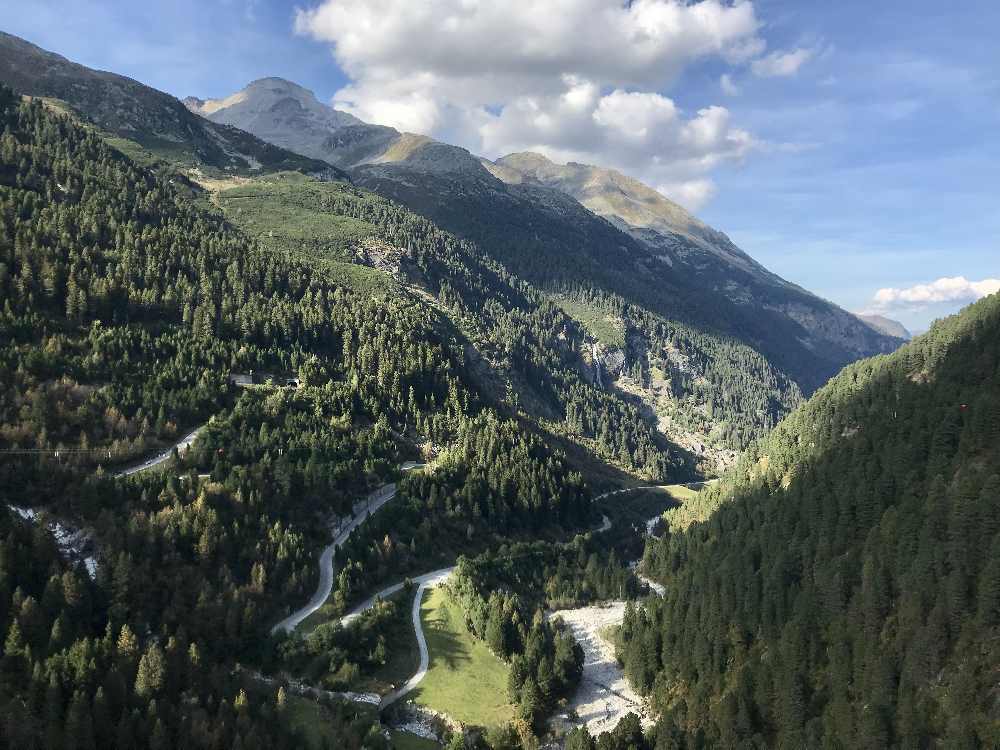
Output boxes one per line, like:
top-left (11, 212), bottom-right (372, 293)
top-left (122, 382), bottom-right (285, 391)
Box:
top-left (115, 426), bottom-right (204, 477)
top-left (339, 567), bottom-right (456, 628)
top-left (381, 567), bottom-right (455, 708)
top-left (271, 482), bottom-right (399, 635)
top-left (592, 486), bottom-right (656, 503)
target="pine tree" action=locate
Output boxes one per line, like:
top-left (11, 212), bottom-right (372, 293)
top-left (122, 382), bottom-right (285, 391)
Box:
top-left (135, 643), bottom-right (166, 698)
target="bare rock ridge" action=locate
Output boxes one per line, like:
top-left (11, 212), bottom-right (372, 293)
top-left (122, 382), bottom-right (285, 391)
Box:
top-left (486, 151), bottom-right (772, 280)
top-left (856, 313), bottom-right (912, 340)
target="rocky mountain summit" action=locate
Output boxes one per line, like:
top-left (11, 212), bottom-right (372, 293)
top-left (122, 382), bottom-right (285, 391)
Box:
top-left (487, 152), bottom-right (772, 280)
top-left (185, 77), bottom-right (483, 174)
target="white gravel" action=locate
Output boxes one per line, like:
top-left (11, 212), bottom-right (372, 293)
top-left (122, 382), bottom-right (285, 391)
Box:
top-left (548, 602), bottom-right (653, 734)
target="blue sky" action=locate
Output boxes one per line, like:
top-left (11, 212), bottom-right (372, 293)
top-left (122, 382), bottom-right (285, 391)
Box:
top-left (4, 0), bottom-right (997, 332)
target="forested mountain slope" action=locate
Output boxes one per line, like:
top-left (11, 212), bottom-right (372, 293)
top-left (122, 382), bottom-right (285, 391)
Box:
top-left (623, 293), bottom-right (1000, 748)
top-left (0, 34), bottom-right (810, 473)
top-left (209, 172), bottom-right (693, 481)
top-left (0, 32), bottom-right (337, 177)
top-left (209, 172), bottom-right (808, 478)
top-left (0, 88), bottom-right (599, 748)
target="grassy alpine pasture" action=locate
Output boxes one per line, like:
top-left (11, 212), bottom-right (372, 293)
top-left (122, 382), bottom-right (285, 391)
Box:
top-left (555, 296), bottom-right (627, 349)
top-left (214, 172), bottom-right (396, 294)
top-left (411, 586), bottom-right (515, 728)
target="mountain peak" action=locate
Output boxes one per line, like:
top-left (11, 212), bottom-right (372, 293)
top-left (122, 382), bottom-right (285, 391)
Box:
top-left (245, 76), bottom-right (307, 90)
top-left (499, 151), bottom-right (555, 169)
top-left (182, 77), bottom-right (365, 162)
top-left (185, 76), bottom-right (354, 120)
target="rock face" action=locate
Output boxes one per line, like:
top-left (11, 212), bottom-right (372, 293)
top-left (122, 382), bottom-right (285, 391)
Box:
top-left (184, 78), bottom-right (376, 164)
top-left (856, 313), bottom-right (912, 340)
top-left (488, 151), bottom-right (901, 366)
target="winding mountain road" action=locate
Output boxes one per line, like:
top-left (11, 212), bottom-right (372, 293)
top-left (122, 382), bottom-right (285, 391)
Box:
top-left (276, 482), bottom-right (668, 713)
top-left (115, 425), bottom-right (204, 477)
top-left (379, 567), bottom-right (455, 707)
top-left (271, 482), bottom-right (399, 635)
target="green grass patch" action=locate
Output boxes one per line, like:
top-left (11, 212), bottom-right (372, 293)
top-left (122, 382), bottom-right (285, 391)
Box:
top-left (661, 483), bottom-right (700, 503)
top-left (390, 730), bottom-right (441, 749)
top-left (297, 598), bottom-right (340, 634)
top-left (411, 586), bottom-right (514, 728)
top-left (213, 173), bottom-right (397, 295)
top-left (554, 297), bottom-right (627, 349)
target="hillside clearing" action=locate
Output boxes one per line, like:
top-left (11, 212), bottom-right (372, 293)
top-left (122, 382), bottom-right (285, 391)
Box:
top-left (409, 586), bottom-right (515, 728)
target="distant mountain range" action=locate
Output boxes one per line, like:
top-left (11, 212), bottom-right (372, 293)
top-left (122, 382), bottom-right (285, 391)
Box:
top-left (188, 76), bottom-right (904, 391)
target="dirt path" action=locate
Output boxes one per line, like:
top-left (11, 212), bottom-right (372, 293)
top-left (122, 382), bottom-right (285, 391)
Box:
top-left (115, 425), bottom-right (204, 477)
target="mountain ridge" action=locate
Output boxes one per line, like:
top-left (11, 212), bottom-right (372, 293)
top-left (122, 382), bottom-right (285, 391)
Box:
top-left (0, 32), bottom-right (341, 177)
top-left (856, 312), bottom-right (912, 340)
top-left (185, 75), bottom-right (902, 383)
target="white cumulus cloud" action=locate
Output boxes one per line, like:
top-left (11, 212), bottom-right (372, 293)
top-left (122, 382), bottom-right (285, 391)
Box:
top-left (294, 0), bottom-right (768, 210)
top-left (870, 276), bottom-right (1000, 311)
top-left (720, 73), bottom-right (740, 95)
